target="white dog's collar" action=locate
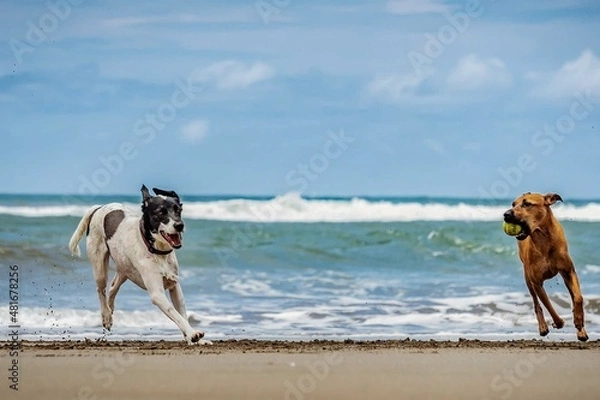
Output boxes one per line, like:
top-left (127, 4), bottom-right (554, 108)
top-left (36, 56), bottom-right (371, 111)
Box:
top-left (139, 220), bottom-right (173, 256)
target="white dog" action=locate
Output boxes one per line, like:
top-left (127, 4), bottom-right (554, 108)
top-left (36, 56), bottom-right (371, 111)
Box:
top-left (69, 185), bottom-right (206, 344)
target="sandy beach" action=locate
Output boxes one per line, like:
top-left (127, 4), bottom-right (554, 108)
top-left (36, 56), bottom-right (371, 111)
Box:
top-left (2, 339), bottom-right (599, 399)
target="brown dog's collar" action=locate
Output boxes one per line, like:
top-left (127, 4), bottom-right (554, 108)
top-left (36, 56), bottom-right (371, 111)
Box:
top-left (139, 219), bottom-right (173, 256)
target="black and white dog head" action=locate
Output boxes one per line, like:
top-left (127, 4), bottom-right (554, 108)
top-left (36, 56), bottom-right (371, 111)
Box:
top-left (141, 185), bottom-right (184, 249)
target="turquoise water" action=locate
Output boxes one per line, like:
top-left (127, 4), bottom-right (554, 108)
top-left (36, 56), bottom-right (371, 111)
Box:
top-left (1, 193), bottom-right (599, 341)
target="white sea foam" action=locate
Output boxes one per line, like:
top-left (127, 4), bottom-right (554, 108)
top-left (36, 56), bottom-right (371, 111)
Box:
top-left (584, 264), bottom-right (600, 274)
top-left (2, 290), bottom-right (600, 340)
top-left (221, 278), bottom-right (282, 297)
top-left (0, 205), bottom-right (92, 217)
top-left (0, 307), bottom-right (242, 330)
top-left (2, 193), bottom-right (600, 222)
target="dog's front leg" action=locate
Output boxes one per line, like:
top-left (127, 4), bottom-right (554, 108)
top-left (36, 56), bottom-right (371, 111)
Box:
top-left (142, 273), bottom-right (204, 344)
top-left (532, 282), bottom-right (564, 330)
top-left (526, 281), bottom-right (549, 336)
top-left (168, 284), bottom-right (211, 345)
top-left (168, 283), bottom-right (189, 321)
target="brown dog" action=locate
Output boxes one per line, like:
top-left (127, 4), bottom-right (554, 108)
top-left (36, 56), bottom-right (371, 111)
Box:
top-left (504, 192), bottom-right (588, 341)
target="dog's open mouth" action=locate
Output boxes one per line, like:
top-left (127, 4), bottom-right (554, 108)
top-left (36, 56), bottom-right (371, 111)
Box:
top-left (514, 224), bottom-right (530, 241)
top-left (504, 216), bottom-right (530, 241)
top-left (160, 231), bottom-right (182, 248)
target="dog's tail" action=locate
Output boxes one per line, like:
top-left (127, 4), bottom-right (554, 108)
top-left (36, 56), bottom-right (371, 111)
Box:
top-left (69, 206), bottom-right (101, 257)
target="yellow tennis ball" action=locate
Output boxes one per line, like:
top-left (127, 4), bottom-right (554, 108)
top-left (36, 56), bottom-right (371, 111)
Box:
top-left (503, 221), bottom-right (522, 236)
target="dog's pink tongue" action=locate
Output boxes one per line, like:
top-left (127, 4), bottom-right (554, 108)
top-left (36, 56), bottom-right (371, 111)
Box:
top-left (169, 233), bottom-right (181, 247)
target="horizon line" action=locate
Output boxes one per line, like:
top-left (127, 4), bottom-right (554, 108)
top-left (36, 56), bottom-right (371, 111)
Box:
top-left (1, 192), bottom-right (599, 202)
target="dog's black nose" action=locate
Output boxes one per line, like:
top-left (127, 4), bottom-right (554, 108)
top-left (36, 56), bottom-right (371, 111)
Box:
top-left (174, 222), bottom-right (185, 232)
top-left (503, 210), bottom-right (513, 220)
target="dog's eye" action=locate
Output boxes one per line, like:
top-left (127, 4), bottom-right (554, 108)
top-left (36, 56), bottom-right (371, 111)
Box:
top-left (522, 201), bottom-right (531, 207)
top-left (160, 207), bottom-right (168, 215)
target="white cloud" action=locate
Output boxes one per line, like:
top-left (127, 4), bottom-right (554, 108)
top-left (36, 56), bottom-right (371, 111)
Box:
top-left (102, 12), bottom-right (253, 28)
top-left (517, 0), bottom-right (592, 11)
top-left (366, 69), bottom-right (434, 103)
top-left (191, 61), bottom-right (275, 90)
top-left (387, 0), bottom-right (451, 14)
top-left (181, 120), bottom-right (209, 144)
top-left (423, 138), bottom-right (446, 155)
top-left (463, 142), bottom-right (482, 153)
top-left (103, 17), bottom-right (158, 28)
top-left (530, 49), bottom-right (600, 99)
top-left (446, 54), bottom-right (512, 91)
top-left (366, 56), bottom-right (512, 105)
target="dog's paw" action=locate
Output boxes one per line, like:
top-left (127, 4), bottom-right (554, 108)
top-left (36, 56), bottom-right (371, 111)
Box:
top-left (197, 339), bottom-right (213, 345)
top-left (185, 331), bottom-right (205, 345)
top-left (577, 328), bottom-right (589, 342)
top-left (552, 319), bottom-right (565, 329)
top-left (102, 316), bottom-right (113, 331)
top-left (539, 327), bottom-right (549, 337)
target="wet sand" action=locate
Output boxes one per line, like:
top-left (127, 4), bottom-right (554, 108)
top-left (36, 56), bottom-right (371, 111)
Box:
top-left (2, 339), bottom-right (600, 399)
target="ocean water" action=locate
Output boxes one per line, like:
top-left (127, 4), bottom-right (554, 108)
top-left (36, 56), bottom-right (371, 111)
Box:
top-left (1, 192), bottom-right (600, 342)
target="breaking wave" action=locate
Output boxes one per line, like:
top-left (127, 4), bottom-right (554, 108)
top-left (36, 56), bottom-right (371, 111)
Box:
top-left (1, 193), bottom-right (599, 223)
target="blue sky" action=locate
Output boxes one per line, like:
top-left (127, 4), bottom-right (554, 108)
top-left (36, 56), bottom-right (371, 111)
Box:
top-left (1, 0), bottom-right (599, 198)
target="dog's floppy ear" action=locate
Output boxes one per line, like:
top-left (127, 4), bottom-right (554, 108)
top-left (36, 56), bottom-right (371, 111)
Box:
top-left (152, 187), bottom-right (181, 204)
top-left (141, 185), bottom-right (152, 210)
top-left (544, 193), bottom-right (563, 206)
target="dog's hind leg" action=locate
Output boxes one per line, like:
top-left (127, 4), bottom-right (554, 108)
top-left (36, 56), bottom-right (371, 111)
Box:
top-left (87, 240), bottom-right (112, 330)
top-left (533, 283), bottom-right (565, 330)
top-left (107, 272), bottom-right (128, 317)
top-left (560, 269), bottom-right (588, 342)
top-left (526, 281), bottom-right (549, 336)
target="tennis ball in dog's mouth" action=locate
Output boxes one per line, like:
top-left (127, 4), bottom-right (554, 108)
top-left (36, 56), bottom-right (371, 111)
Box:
top-left (503, 221), bottom-right (523, 237)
